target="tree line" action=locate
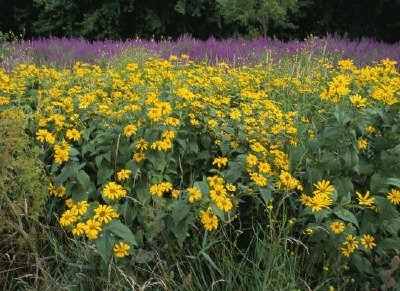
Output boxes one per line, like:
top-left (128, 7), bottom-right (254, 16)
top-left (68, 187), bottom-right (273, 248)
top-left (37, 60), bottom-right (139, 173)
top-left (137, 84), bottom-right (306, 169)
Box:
top-left (1, 0), bottom-right (399, 43)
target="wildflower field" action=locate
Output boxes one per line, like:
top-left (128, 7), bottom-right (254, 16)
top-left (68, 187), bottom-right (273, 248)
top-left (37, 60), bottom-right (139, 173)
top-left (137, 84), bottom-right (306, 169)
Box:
top-left (1, 38), bottom-right (400, 290)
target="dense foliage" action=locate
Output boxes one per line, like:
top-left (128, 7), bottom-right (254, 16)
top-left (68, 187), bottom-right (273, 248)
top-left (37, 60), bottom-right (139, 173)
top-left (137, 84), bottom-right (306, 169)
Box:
top-left (1, 49), bottom-right (400, 288)
top-left (1, 0), bottom-right (400, 42)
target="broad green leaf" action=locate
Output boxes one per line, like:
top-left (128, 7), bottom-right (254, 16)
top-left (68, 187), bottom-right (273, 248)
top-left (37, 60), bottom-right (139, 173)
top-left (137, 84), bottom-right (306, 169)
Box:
top-left (333, 208), bottom-right (359, 228)
top-left (103, 219), bottom-right (137, 246)
top-left (95, 232), bottom-right (115, 263)
top-left (379, 238), bottom-right (400, 251)
top-left (169, 200), bottom-right (191, 225)
top-left (77, 170), bottom-right (91, 189)
top-left (97, 167), bottom-right (114, 185)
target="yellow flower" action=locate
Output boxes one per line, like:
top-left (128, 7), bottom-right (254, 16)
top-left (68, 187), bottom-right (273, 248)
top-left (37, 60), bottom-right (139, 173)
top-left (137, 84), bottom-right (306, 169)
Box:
top-left (212, 157), bottom-right (228, 168)
top-left (200, 208), bottom-right (218, 231)
top-left (48, 183), bottom-right (66, 197)
top-left (313, 180), bottom-right (334, 196)
top-left (65, 198), bottom-right (74, 208)
top-left (103, 182), bottom-right (127, 200)
top-left (36, 129), bottom-right (56, 144)
top-left (72, 222), bottom-right (86, 236)
top-left (66, 128), bottom-right (82, 141)
top-left (71, 200), bottom-right (89, 216)
top-left (216, 197), bottom-right (233, 212)
top-left (226, 183), bottom-right (236, 192)
top-left (54, 148), bottom-right (69, 165)
top-left (310, 194), bottom-right (333, 212)
top-left (171, 189), bottom-right (180, 198)
top-left (94, 205), bottom-right (118, 223)
top-left (187, 187), bottom-right (202, 203)
top-left (387, 189), bottom-right (400, 205)
top-left (358, 138), bottom-right (368, 150)
top-left (84, 219), bottom-right (102, 240)
top-left (124, 124), bottom-right (137, 137)
top-left (133, 152), bottom-right (146, 162)
top-left (207, 175), bottom-right (223, 187)
top-left (330, 221), bottom-right (345, 234)
top-left (113, 242), bottom-right (130, 258)
top-left (135, 139), bottom-right (148, 151)
top-left (349, 94), bottom-right (367, 108)
top-left (356, 191), bottom-right (374, 206)
top-left (246, 154), bottom-right (258, 167)
top-left (209, 184), bottom-right (227, 202)
top-left (366, 125), bottom-right (376, 134)
top-left (361, 234), bottom-right (376, 249)
top-left (59, 209), bottom-right (78, 227)
top-left (117, 169), bottom-right (131, 181)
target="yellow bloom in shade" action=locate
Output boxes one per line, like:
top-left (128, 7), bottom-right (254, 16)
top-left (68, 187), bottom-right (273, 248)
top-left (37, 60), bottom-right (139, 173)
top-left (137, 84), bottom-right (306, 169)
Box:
top-left (36, 129), bottom-right (56, 144)
top-left (342, 234), bottom-right (358, 256)
top-left (66, 128), bottom-right (82, 141)
top-left (54, 149), bottom-right (69, 165)
top-left (71, 200), bottom-right (89, 216)
top-left (123, 124), bottom-right (137, 137)
top-left (171, 189), bottom-right (180, 198)
top-left (135, 139), bottom-right (149, 151)
top-left (246, 154), bottom-right (258, 167)
top-left (226, 183), bottom-right (236, 192)
top-left (200, 208), bottom-right (218, 231)
top-left (349, 94), bottom-right (367, 108)
top-left (72, 222), bottom-right (86, 236)
top-left (387, 189), bottom-right (400, 205)
top-left (117, 169), bottom-right (131, 181)
top-left (212, 157), bottom-right (228, 168)
top-left (113, 242), bottom-right (130, 258)
top-left (84, 219), bottom-right (102, 240)
top-left (313, 180), bottom-right (335, 196)
top-left (330, 221), bottom-right (345, 234)
top-left (361, 234), bottom-right (376, 249)
top-left (48, 183), bottom-right (66, 197)
top-left (358, 138), bottom-right (368, 150)
top-left (207, 175), bottom-right (223, 187)
top-left (59, 209), bottom-right (78, 227)
top-left (187, 187), bottom-right (202, 203)
top-left (356, 191), bottom-right (374, 206)
top-left (103, 182), bottom-right (127, 200)
top-left (133, 152), bottom-right (146, 162)
top-left (216, 197), bottom-right (233, 212)
top-left (310, 195), bottom-right (333, 212)
top-left (65, 198), bottom-right (74, 208)
top-left (210, 184), bottom-right (227, 202)
top-left (93, 205), bottom-right (118, 223)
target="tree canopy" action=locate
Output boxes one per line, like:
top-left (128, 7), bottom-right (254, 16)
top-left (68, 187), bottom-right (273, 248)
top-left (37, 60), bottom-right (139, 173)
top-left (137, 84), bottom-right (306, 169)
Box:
top-left (0, 0), bottom-right (399, 42)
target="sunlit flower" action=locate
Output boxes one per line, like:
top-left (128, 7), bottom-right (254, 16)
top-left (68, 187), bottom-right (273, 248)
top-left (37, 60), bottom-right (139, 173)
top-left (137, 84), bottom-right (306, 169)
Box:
top-left (113, 242), bottom-right (130, 258)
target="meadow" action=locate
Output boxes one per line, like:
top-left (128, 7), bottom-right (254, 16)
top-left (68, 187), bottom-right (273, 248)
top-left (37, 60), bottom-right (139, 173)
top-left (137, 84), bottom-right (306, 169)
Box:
top-left (1, 36), bottom-right (400, 290)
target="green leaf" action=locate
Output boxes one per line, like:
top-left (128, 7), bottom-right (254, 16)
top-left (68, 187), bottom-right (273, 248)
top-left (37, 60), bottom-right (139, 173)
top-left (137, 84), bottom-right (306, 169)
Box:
top-left (351, 254), bottom-right (374, 275)
top-left (169, 200), bottom-right (191, 225)
top-left (172, 219), bottom-right (189, 244)
top-left (220, 141), bottom-right (231, 156)
top-left (188, 141), bottom-right (199, 154)
top-left (387, 177), bottom-right (400, 189)
top-left (379, 238), bottom-right (400, 251)
top-left (77, 170), bottom-right (91, 189)
top-left (200, 251), bottom-right (221, 273)
top-left (97, 167), bottom-right (114, 185)
top-left (135, 182), bottom-right (149, 203)
top-left (95, 232), bottom-right (115, 263)
top-left (103, 219), bottom-right (137, 246)
top-left (370, 173), bottom-right (388, 194)
top-left (333, 208), bottom-right (359, 228)
top-left (259, 188), bottom-right (271, 205)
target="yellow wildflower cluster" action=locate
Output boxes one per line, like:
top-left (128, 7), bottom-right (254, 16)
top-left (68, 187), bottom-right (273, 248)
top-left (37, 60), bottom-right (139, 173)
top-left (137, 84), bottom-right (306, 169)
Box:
top-left (300, 180), bottom-right (334, 212)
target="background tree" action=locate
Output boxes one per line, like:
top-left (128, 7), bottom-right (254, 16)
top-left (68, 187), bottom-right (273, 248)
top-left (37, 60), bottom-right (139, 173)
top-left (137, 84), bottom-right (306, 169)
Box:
top-left (217, 0), bottom-right (299, 37)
